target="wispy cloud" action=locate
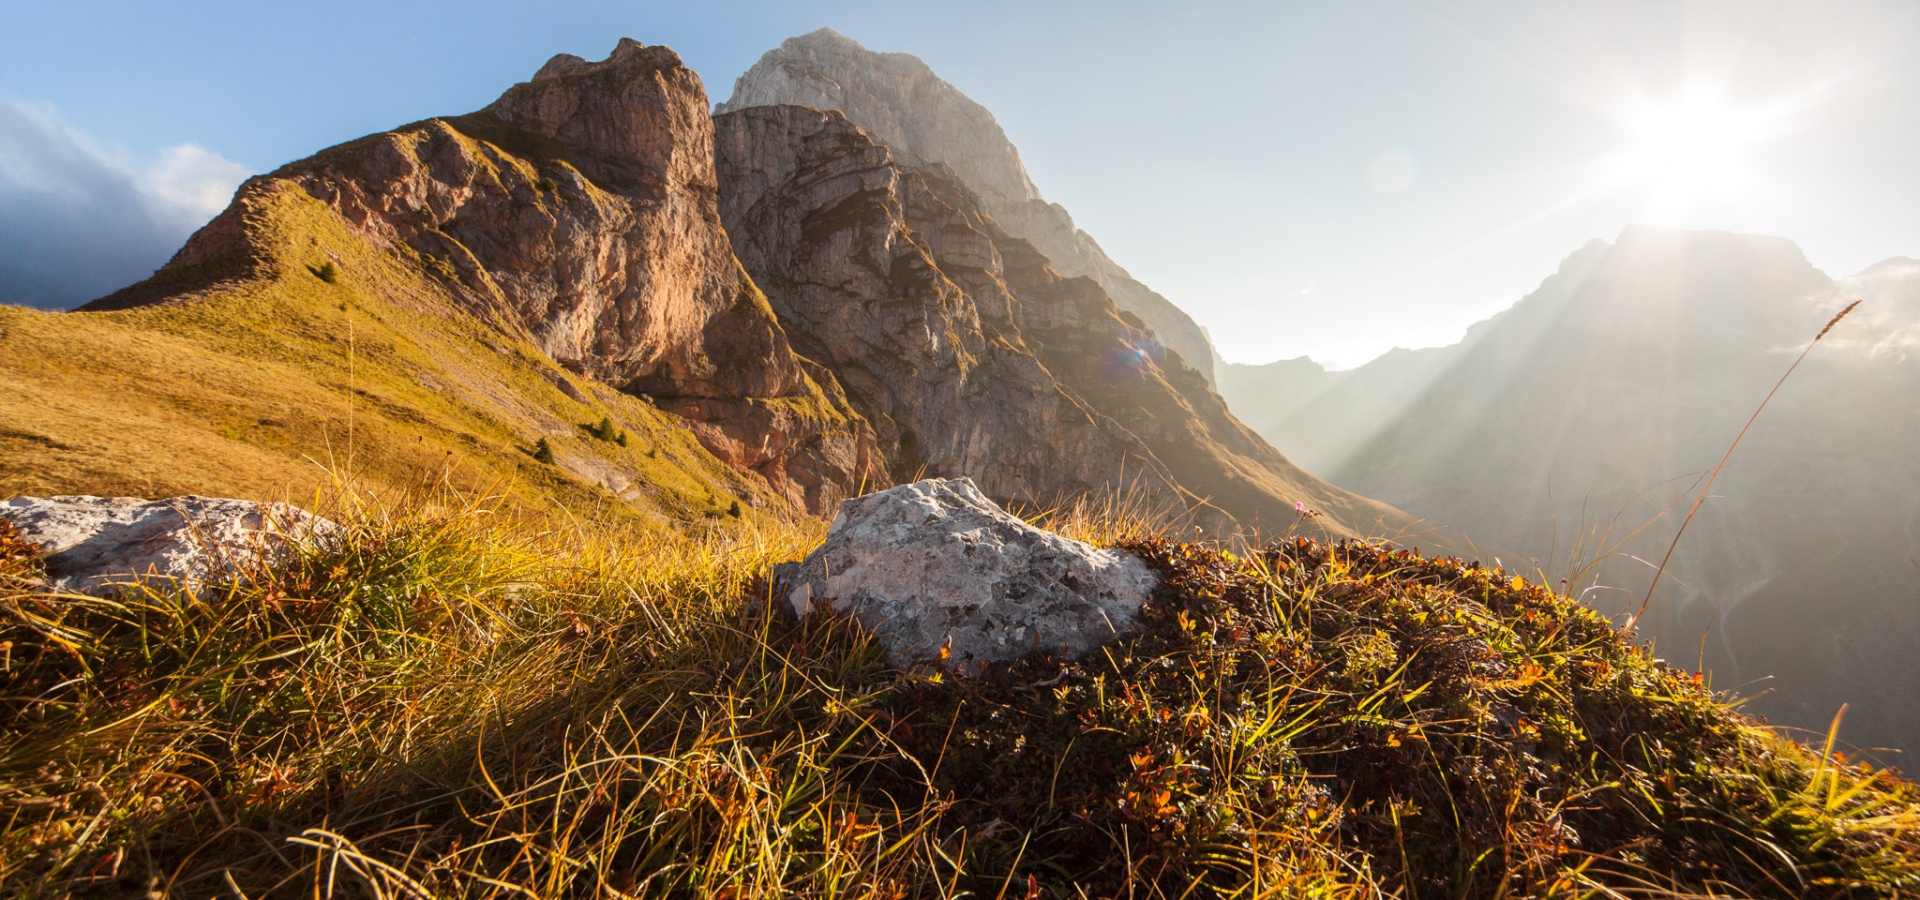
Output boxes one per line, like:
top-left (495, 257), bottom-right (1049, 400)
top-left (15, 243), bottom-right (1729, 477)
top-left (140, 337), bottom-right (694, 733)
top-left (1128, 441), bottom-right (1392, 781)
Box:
top-left (0, 101), bottom-right (248, 309)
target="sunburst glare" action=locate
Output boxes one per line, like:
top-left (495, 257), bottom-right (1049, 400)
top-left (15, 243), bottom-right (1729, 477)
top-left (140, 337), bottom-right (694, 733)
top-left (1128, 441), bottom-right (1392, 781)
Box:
top-left (1608, 92), bottom-right (1775, 222)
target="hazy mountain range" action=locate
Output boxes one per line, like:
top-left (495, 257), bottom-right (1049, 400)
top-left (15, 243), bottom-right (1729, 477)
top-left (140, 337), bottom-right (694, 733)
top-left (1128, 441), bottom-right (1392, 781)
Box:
top-left (1221, 229), bottom-right (1920, 756)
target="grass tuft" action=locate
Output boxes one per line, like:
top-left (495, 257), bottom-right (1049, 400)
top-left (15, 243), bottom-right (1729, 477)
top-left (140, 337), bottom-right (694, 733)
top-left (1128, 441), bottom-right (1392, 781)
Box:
top-left (0, 521), bottom-right (42, 586)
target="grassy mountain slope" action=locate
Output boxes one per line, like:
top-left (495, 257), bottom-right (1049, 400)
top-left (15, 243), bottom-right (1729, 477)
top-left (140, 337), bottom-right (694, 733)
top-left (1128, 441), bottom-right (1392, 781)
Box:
top-left (0, 179), bottom-right (783, 524)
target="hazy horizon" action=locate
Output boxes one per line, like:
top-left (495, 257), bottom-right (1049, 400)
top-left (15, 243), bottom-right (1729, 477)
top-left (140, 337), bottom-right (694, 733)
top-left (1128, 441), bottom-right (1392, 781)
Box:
top-left (3, 1), bottom-right (1916, 367)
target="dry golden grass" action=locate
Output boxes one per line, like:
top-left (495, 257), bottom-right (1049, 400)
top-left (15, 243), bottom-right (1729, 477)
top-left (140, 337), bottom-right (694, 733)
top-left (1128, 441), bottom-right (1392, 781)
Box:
top-left (3, 482), bottom-right (1915, 898)
top-left (0, 181), bottom-right (783, 526)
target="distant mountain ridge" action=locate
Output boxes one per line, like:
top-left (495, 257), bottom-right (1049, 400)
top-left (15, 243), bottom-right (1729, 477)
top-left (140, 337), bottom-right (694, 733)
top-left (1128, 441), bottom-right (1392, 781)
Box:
top-left (718, 28), bottom-right (1220, 385)
top-left (1221, 226), bottom-right (1920, 756)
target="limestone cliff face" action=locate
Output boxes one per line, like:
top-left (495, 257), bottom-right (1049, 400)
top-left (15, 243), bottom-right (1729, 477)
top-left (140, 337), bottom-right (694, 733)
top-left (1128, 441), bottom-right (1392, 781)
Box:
top-left (714, 105), bottom-right (1407, 535)
top-left (91, 39), bottom-right (882, 515)
top-left (717, 28), bottom-right (1219, 384)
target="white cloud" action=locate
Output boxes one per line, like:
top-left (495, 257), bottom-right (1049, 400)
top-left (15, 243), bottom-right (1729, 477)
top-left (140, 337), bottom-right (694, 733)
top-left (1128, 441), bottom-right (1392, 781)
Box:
top-left (141, 143), bottom-right (252, 229)
top-left (0, 100), bottom-right (250, 309)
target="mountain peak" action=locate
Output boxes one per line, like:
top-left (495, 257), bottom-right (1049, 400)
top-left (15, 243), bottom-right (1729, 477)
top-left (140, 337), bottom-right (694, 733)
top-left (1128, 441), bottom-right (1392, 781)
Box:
top-left (718, 31), bottom-right (997, 181)
top-left (530, 38), bottom-right (684, 83)
top-left (484, 38), bottom-right (712, 179)
top-left (781, 27), bottom-right (870, 54)
top-left (719, 31), bottom-right (1221, 384)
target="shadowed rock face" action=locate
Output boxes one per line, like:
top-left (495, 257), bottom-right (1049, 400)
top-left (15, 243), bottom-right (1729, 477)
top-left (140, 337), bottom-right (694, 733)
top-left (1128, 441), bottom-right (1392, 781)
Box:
top-left (86, 39), bottom-right (883, 515)
top-left (718, 28), bottom-right (1220, 384)
top-left (715, 105), bottom-right (1412, 537)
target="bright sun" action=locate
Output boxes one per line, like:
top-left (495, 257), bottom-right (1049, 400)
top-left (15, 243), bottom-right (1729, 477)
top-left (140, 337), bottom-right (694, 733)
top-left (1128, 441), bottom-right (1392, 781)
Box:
top-left (1612, 94), bottom-right (1767, 212)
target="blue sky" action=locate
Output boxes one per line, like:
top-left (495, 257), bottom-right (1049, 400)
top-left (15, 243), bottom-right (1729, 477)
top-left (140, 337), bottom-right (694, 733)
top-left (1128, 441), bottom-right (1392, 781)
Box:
top-left (3, 1), bottom-right (1916, 366)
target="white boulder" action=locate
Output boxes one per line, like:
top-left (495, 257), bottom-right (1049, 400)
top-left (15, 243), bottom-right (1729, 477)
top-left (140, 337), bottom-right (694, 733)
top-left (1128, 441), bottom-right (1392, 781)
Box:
top-left (0, 495), bottom-right (335, 597)
top-left (774, 477), bottom-right (1156, 670)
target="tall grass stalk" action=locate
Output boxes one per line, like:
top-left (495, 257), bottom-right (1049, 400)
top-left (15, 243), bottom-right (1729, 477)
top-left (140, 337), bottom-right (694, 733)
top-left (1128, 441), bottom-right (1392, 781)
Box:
top-left (1630, 300), bottom-right (1861, 630)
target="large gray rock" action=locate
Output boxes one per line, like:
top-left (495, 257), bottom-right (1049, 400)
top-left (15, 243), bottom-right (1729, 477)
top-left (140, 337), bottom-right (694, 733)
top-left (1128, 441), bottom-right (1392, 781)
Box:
top-left (0, 495), bottom-right (335, 597)
top-left (774, 478), bottom-right (1156, 670)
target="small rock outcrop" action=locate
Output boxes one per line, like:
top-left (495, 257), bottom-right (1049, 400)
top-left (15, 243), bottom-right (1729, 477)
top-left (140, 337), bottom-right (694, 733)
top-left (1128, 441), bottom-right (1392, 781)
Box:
top-left (0, 495), bottom-right (333, 596)
top-left (718, 28), bottom-right (1219, 382)
top-left (775, 478), bottom-right (1155, 669)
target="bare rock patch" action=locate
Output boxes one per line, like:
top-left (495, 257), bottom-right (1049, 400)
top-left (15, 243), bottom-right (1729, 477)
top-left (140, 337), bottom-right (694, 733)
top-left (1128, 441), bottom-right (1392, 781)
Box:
top-left (0, 495), bottom-right (334, 597)
top-left (774, 477), bottom-right (1155, 670)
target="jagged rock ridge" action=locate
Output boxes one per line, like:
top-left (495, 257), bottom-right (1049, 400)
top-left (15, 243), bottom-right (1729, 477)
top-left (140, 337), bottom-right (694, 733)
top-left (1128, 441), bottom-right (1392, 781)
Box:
top-left (713, 103), bottom-right (1409, 534)
top-left (718, 28), bottom-right (1220, 384)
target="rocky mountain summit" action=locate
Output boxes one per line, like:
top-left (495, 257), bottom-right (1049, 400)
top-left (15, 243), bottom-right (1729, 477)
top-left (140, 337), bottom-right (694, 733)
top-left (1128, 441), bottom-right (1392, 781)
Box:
top-left (714, 103), bottom-right (1399, 531)
top-left (84, 39), bottom-right (882, 515)
top-left (53, 38), bottom-right (1405, 539)
top-left (719, 28), bottom-right (1220, 383)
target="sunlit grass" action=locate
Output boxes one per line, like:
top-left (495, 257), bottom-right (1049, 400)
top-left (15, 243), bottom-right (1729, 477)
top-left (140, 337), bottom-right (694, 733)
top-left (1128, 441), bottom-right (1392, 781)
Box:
top-left (0, 180), bottom-right (786, 524)
top-left (2, 486), bottom-right (1915, 898)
